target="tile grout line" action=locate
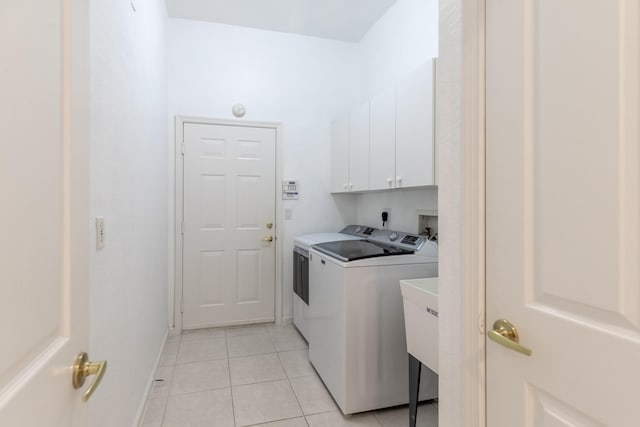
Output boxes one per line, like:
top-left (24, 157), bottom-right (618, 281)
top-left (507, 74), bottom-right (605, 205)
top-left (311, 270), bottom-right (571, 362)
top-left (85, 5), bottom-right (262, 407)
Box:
top-left (224, 328), bottom-right (238, 427)
top-left (274, 339), bottom-right (310, 426)
top-left (159, 334), bottom-right (180, 426)
top-left (232, 325), bottom-right (302, 426)
top-left (155, 325), bottom-right (333, 427)
top-left (241, 414), bottom-right (309, 427)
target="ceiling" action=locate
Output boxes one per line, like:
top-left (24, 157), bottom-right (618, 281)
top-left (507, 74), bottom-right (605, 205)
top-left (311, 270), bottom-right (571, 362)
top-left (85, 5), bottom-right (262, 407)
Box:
top-left (165, 0), bottom-right (398, 42)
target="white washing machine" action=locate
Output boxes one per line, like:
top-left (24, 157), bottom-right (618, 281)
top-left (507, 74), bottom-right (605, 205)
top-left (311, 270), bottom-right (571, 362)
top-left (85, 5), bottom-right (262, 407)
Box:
top-left (292, 225), bottom-right (377, 340)
top-left (308, 229), bottom-right (438, 414)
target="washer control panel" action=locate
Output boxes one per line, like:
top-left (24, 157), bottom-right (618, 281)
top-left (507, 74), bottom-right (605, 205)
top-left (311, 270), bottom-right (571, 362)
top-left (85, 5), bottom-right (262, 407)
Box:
top-left (369, 230), bottom-right (427, 252)
top-left (341, 225), bottom-right (378, 238)
top-left (341, 225), bottom-right (431, 253)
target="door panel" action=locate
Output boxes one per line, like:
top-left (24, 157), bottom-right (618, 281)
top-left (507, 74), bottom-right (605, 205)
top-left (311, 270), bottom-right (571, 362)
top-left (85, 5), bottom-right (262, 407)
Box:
top-left (330, 117), bottom-right (349, 193)
top-left (487, 0), bottom-right (639, 425)
top-left (183, 123), bottom-right (276, 328)
top-left (396, 60), bottom-right (434, 188)
top-left (348, 102), bottom-right (370, 191)
top-left (369, 88), bottom-right (396, 190)
top-left (0, 0), bottom-right (89, 424)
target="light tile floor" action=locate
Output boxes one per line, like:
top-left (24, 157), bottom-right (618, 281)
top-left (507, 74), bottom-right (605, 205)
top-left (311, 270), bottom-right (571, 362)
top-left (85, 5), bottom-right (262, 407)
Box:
top-left (140, 324), bottom-right (438, 427)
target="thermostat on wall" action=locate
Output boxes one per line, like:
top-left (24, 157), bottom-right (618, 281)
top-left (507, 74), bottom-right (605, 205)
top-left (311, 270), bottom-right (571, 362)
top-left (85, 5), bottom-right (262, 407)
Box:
top-left (282, 180), bottom-right (299, 200)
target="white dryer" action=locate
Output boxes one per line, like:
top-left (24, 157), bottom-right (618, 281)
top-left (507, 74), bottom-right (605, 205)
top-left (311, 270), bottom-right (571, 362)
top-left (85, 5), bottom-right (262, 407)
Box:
top-left (308, 229), bottom-right (438, 414)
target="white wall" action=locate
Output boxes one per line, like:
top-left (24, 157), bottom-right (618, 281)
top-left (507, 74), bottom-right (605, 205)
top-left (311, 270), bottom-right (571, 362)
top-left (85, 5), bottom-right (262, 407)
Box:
top-left (89, 1), bottom-right (169, 426)
top-left (168, 19), bottom-right (361, 322)
top-left (359, 0), bottom-right (439, 99)
top-left (168, 0), bottom-right (440, 324)
top-left (355, 0), bottom-right (439, 233)
top-left (356, 189), bottom-right (437, 233)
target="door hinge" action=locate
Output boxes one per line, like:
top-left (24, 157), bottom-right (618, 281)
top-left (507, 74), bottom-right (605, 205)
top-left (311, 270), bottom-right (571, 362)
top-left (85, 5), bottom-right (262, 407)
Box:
top-left (181, 142), bottom-right (185, 155)
top-left (180, 221), bottom-right (184, 235)
top-left (180, 300), bottom-right (184, 313)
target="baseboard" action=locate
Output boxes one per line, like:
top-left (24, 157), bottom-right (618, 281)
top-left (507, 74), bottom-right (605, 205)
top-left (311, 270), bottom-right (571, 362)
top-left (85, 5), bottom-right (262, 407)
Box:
top-left (132, 329), bottom-right (168, 427)
top-left (280, 316), bottom-right (293, 326)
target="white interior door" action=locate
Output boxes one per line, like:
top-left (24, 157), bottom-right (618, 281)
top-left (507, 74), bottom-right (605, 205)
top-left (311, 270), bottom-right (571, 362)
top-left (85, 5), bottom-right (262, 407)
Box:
top-left (0, 0), bottom-right (93, 425)
top-left (182, 122), bottom-right (277, 329)
top-left (487, 1), bottom-right (639, 425)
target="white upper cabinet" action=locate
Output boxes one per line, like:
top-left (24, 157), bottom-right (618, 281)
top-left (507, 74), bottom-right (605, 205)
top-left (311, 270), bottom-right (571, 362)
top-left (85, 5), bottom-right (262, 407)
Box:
top-left (348, 102), bottom-right (370, 192)
top-left (330, 59), bottom-right (435, 194)
top-left (330, 117), bottom-right (350, 193)
top-left (369, 87), bottom-right (396, 190)
top-left (395, 60), bottom-right (435, 188)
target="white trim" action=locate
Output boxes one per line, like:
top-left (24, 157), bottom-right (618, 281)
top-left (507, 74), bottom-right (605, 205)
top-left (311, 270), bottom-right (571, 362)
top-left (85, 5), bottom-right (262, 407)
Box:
top-left (133, 330), bottom-right (168, 427)
top-left (461, 0), bottom-right (486, 425)
top-left (173, 115), bottom-right (284, 333)
top-left (437, 0), bottom-right (486, 426)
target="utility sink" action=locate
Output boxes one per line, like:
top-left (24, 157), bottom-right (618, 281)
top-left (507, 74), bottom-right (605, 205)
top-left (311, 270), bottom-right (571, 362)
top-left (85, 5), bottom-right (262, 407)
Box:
top-left (400, 277), bottom-right (439, 374)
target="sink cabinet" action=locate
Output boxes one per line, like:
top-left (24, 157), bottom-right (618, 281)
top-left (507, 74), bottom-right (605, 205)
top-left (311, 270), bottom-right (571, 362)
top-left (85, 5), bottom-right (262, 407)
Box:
top-left (400, 277), bottom-right (439, 374)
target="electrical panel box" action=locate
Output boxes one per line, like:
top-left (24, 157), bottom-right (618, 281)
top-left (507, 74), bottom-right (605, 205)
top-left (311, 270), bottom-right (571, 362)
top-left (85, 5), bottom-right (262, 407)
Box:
top-left (282, 180), bottom-right (299, 200)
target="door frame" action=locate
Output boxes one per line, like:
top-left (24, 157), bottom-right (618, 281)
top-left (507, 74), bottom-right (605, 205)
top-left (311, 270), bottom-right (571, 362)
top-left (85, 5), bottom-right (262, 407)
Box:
top-left (437, 0), bottom-right (486, 426)
top-left (173, 116), bottom-right (284, 333)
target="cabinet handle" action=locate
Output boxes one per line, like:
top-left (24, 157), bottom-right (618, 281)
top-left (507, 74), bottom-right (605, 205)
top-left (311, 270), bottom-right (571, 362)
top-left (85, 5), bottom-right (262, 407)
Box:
top-left (343, 183), bottom-right (347, 190)
top-left (396, 176), bottom-right (402, 186)
top-left (349, 183), bottom-right (353, 190)
top-left (387, 178), bottom-right (393, 186)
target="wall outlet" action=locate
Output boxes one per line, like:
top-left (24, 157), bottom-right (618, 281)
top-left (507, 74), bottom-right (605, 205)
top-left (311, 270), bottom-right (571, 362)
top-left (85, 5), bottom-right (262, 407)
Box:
top-left (96, 217), bottom-right (105, 250)
top-left (381, 208), bottom-right (391, 227)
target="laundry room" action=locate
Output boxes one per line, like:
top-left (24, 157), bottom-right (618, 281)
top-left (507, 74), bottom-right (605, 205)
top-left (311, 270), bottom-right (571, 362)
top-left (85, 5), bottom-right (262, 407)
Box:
top-left (167, 0), bottom-right (439, 328)
top-left (2, 0), bottom-right (452, 425)
top-left (7, 0), bottom-right (637, 425)
top-left (164, 0), bottom-right (441, 425)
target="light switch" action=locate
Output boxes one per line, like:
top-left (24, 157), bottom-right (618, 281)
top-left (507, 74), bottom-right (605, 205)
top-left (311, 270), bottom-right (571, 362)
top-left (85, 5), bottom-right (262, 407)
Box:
top-left (96, 217), bottom-right (105, 250)
top-left (284, 208), bottom-right (293, 220)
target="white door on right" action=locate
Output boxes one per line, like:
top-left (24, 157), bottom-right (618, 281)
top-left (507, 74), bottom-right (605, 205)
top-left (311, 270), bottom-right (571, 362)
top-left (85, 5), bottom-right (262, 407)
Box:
top-left (487, 1), bottom-right (639, 426)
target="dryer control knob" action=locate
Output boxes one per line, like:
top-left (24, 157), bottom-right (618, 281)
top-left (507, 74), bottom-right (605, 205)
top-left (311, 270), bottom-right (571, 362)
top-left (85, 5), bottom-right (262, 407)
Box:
top-left (389, 232), bottom-right (399, 241)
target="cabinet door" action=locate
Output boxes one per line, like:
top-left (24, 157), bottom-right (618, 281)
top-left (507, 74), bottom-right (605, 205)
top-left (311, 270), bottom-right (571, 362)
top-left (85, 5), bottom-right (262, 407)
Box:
top-left (330, 117), bottom-right (349, 193)
top-left (348, 102), bottom-right (370, 191)
top-left (369, 88), bottom-right (396, 190)
top-left (396, 60), bottom-right (435, 187)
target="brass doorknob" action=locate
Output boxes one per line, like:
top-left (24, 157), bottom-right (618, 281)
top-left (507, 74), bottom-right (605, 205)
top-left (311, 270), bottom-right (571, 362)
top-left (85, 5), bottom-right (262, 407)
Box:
top-left (263, 235), bottom-right (274, 242)
top-left (488, 319), bottom-right (532, 356)
top-left (72, 352), bottom-right (107, 401)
